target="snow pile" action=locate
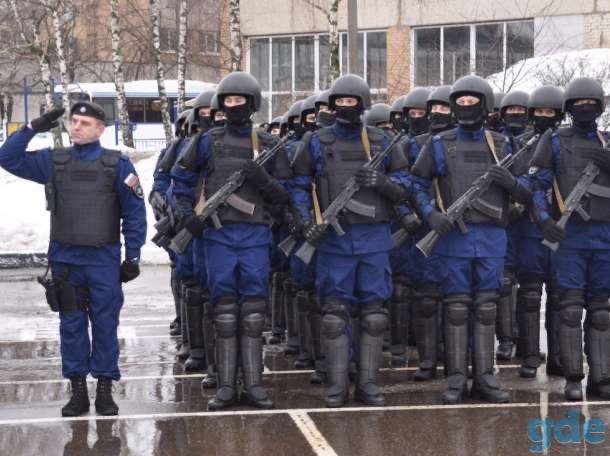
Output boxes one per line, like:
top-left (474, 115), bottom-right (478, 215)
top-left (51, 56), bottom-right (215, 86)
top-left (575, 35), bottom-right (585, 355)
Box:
top-left (487, 48), bottom-right (610, 93)
top-left (0, 132), bottom-right (169, 264)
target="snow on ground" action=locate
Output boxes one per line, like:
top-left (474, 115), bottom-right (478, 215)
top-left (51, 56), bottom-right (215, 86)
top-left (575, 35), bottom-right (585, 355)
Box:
top-left (0, 127), bottom-right (169, 264)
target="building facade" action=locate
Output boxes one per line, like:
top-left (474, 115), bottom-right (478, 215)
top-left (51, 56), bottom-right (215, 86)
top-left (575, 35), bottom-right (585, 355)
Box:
top-left (239, 0), bottom-right (610, 122)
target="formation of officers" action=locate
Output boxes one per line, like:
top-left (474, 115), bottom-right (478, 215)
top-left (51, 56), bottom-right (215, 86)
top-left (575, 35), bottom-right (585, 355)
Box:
top-left (1, 68), bottom-right (610, 417)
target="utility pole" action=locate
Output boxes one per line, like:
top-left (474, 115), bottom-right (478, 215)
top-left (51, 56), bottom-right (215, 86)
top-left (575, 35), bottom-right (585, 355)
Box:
top-left (347, 0), bottom-right (358, 74)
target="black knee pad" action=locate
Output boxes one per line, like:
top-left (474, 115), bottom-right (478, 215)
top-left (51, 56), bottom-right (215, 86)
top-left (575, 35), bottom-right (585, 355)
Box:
top-left (360, 312), bottom-right (388, 337)
top-left (322, 313), bottom-right (347, 340)
top-left (414, 294), bottom-right (437, 318)
top-left (444, 294), bottom-right (471, 326)
top-left (588, 308), bottom-right (610, 332)
top-left (474, 301), bottom-right (496, 326)
top-left (215, 313), bottom-right (238, 338)
top-left (241, 299), bottom-right (267, 317)
top-left (560, 306), bottom-right (583, 329)
top-left (241, 313), bottom-right (265, 337)
top-left (518, 281), bottom-right (542, 312)
top-left (214, 296), bottom-right (238, 319)
top-left (186, 286), bottom-right (204, 308)
top-left (323, 297), bottom-right (349, 320)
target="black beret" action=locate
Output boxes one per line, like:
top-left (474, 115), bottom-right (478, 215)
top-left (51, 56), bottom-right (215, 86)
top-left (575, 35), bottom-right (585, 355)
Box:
top-left (70, 101), bottom-right (106, 122)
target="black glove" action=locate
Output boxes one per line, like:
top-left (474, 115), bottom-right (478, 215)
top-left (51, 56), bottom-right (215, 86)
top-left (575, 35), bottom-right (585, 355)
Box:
top-left (284, 206), bottom-right (305, 239)
top-left (540, 218), bottom-right (566, 243)
top-left (149, 191), bottom-right (167, 221)
top-left (180, 214), bottom-right (208, 237)
top-left (30, 108), bottom-right (65, 133)
top-left (303, 223), bottom-right (326, 246)
top-left (507, 205), bottom-right (525, 225)
top-left (120, 259), bottom-right (140, 283)
top-left (242, 160), bottom-right (271, 188)
top-left (427, 210), bottom-right (454, 236)
top-left (589, 148), bottom-right (610, 173)
top-left (488, 165), bottom-right (516, 191)
top-left (355, 168), bottom-right (406, 203)
top-left (398, 212), bottom-right (421, 234)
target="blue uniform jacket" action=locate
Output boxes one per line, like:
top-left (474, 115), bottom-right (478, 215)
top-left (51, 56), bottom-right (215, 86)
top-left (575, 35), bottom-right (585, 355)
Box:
top-left (528, 125), bottom-right (610, 250)
top-left (0, 127), bottom-right (147, 264)
top-left (171, 124), bottom-right (272, 248)
top-left (290, 122), bottom-right (411, 255)
top-left (411, 127), bottom-right (511, 258)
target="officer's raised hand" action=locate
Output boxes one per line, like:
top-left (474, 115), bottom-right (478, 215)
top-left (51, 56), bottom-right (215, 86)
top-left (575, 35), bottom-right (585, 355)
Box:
top-left (488, 165), bottom-right (516, 190)
top-left (120, 258), bottom-right (140, 283)
top-left (242, 160), bottom-right (271, 188)
top-left (427, 209), bottom-right (454, 235)
top-left (588, 148), bottom-right (610, 173)
top-left (30, 108), bottom-right (65, 133)
top-left (540, 218), bottom-right (566, 243)
top-left (303, 222), bottom-right (326, 246)
top-left (355, 168), bottom-right (406, 203)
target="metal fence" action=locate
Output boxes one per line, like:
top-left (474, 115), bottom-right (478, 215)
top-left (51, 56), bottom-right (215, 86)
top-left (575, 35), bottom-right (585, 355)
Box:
top-left (133, 139), bottom-right (167, 152)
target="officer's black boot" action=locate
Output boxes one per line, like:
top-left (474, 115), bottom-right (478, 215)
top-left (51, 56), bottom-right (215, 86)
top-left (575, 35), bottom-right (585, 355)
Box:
top-left (471, 293), bottom-right (510, 403)
top-left (558, 291), bottom-right (585, 401)
top-left (240, 309), bottom-right (274, 409)
top-left (208, 301), bottom-right (238, 410)
top-left (95, 377), bottom-right (119, 416)
top-left (295, 290), bottom-right (314, 369)
top-left (169, 266), bottom-right (181, 336)
top-left (61, 377), bottom-right (90, 417)
top-left (496, 273), bottom-right (515, 361)
top-left (585, 299), bottom-right (610, 399)
top-left (201, 300), bottom-right (217, 388)
top-left (389, 276), bottom-right (410, 367)
top-left (441, 295), bottom-right (470, 404)
top-left (283, 278), bottom-right (300, 355)
top-left (518, 282), bottom-right (543, 378)
top-left (545, 287), bottom-right (563, 376)
top-left (184, 287), bottom-right (207, 371)
top-left (176, 281), bottom-right (191, 360)
top-left (355, 306), bottom-right (387, 406)
top-left (310, 300), bottom-right (327, 384)
top-left (269, 271), bottom-right (286, 344)
top-left (413, 285), bottom-right (439, 381)
top-left (323, 302), bottom-right (350, 408)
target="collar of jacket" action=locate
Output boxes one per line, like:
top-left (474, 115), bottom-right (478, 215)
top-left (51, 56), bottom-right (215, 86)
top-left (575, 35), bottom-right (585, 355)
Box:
top-left (456, 126), bottom-right (485, 141)
top-left (73, 140), bottom-right (102, 159)
top-left (332, 121), bottom-right (362, 140)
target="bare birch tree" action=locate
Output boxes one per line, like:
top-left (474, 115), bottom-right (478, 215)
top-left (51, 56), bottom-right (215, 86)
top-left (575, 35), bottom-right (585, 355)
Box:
top-left (303, 0), bottom-right (341, 88)
top-left (110, 0), bottom-right (134, 147)
top-left (228, 0), bottom-right (242, 71)
top-left (176, 0), bottom-right (188, 113)
top-left (150, 0), bottom-right (173, 143)
top-left (50, 0), bottom-right (71, 134)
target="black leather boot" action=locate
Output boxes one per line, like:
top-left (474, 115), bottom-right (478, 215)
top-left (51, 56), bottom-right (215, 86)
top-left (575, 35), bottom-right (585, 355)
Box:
top-left (95, 377), bottom-right (119, 416)
top-left (61, 377), bottom-right (90, 417)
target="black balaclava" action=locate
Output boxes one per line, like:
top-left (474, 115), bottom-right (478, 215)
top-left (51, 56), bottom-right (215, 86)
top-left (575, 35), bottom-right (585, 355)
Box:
top-left (487, 111), bottom-right (503, 131)
top-left (532, 114), bottom-right (558, 134)
top-left (454, 98), bottom-right (486, 131)
top-left (335, 101), bottom-right (362, 126)
top-left (408, 114), bottom-right (430, 136)
top-left (429, 104), bottom-right (454, 133)
top-left (569, 102), bottom-right (600, 130)
top-left (224, 99), bottom-right (252, 126)
top-left (198, 116), bottom-right (213, 132)
top-left (503, 111), bottom-right (529, 132)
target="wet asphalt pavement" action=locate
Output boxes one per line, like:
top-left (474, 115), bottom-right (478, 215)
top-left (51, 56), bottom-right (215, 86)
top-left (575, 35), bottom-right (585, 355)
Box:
top-left (1, 265), bottom-right (610, 455)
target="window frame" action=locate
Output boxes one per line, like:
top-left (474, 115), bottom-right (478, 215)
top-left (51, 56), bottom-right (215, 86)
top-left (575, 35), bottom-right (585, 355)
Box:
top-left (248, 29), bottom-right (388, 122)
top-left (412, 19), bottom-right (535, 85)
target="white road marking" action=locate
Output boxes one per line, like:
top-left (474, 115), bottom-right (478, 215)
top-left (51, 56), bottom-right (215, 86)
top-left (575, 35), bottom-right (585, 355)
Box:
top-left (1, 400), bottom-right (610, 426)
top-left (0, 364), bottom-right (524, 385)
top-left (290, 411), bottom-right (338, 456)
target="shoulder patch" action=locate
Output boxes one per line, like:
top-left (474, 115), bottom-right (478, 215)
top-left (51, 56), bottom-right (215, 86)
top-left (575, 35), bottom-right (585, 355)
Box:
top-left (124, 173), bottom-right (144, 199)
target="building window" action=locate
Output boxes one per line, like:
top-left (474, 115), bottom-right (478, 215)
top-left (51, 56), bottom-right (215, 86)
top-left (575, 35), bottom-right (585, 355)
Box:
top-left (160, 27), bottom-right (178, 52)
top-left (413, 20), bottom-right (534, 84)
top-left (248, 31), bottom-right (387, 122)
top-left (199, 31), bottom-right (219, 55)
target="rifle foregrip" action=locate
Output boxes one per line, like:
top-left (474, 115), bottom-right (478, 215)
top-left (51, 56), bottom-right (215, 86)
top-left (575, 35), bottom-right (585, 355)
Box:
top-left (541, 238), bottom-right (559, 252)
top-left (295, 242), bottom-right (316, 265)
top-left (415, 231), bottom-right (440, 258)
top-left (169, 228), bottom-right (193, 255)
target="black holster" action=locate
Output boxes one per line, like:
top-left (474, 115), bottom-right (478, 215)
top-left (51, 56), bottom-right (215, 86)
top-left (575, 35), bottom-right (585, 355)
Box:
top-left (37, 265), bottom-right (88, 313)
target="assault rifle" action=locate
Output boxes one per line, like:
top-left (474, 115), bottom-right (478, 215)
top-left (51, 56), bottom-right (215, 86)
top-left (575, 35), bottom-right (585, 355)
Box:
top-left (416, 133), bottom-right (540, 258)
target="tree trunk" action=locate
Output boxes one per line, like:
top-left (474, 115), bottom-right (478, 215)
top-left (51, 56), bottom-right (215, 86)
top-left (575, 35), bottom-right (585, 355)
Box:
top-left (51, 0), bottom-right (72, 135)
top-left (110, 0), bottom-right (134, 148)
top-left (176, 0), bottom-right (188, 113)
top-left (150, 0), bottom-right (173, 144)
top-left (229, 0), bottom-right (242, 71)
top-left (328, 0), bottom-right (340, 84)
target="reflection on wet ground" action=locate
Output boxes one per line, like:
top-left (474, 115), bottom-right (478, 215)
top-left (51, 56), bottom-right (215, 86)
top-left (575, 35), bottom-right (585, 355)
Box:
top-left (1, 266), bottom-right (610, 456)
